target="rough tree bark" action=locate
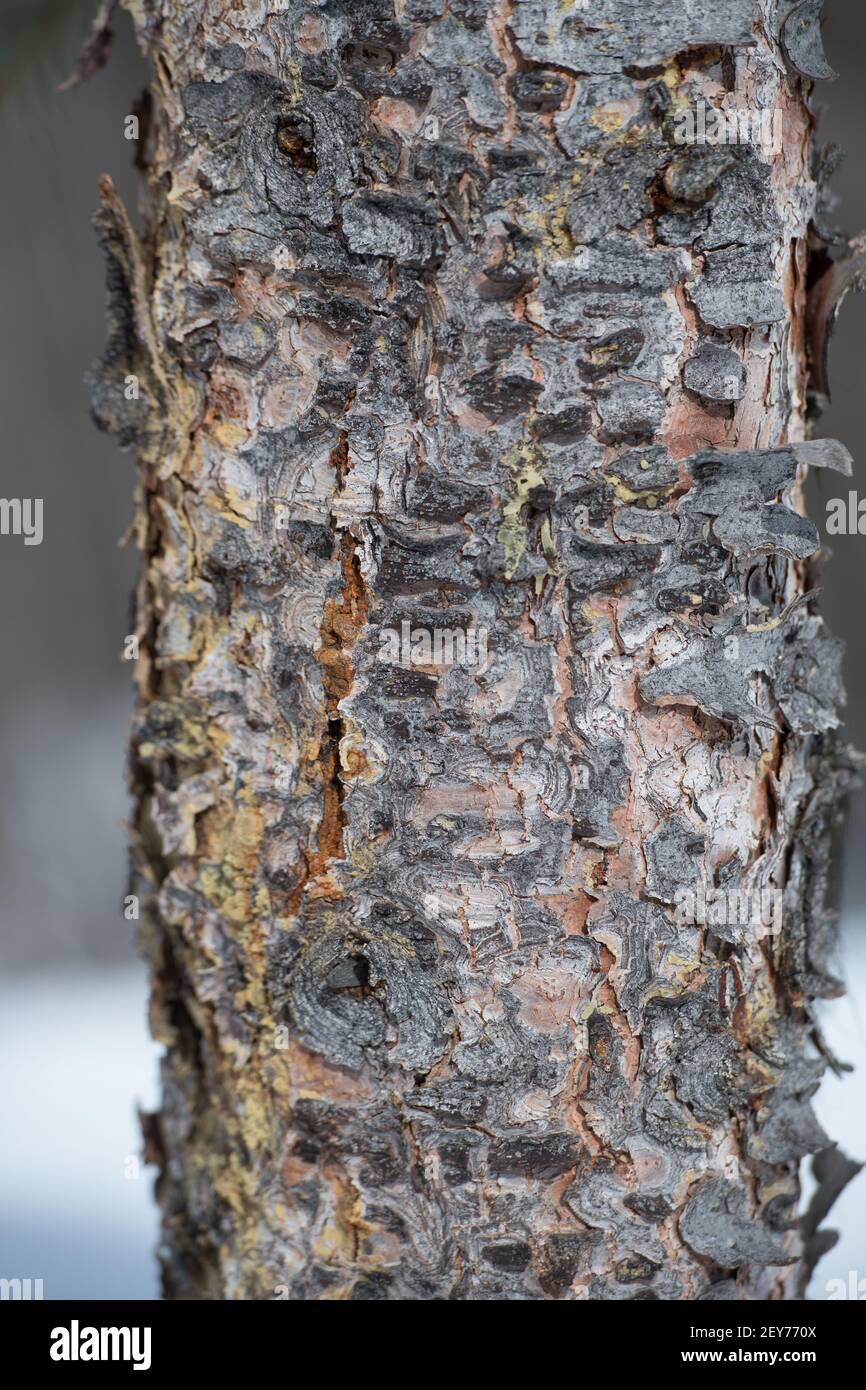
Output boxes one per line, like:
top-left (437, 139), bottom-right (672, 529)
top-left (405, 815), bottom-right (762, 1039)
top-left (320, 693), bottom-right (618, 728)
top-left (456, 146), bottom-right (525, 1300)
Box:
top-left (92, 0), bottom-right (861, 1299)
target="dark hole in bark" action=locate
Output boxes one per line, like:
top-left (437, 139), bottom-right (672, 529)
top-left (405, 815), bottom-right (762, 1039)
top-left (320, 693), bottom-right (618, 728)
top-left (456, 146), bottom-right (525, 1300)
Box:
top-left (508, 70), bottom-right (569, 113)
top-left (275, 115), bottom-right (317, 173)
top-left (342, 41), bottom-right (395, 70)
top-left (526, 483), bottom-right (555, 514)
top-left (326, 954), bottom-right (370, 990)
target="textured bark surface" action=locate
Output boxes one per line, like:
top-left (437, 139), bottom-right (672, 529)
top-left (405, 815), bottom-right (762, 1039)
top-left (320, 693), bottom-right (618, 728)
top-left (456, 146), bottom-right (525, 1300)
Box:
top-left (96, 0), bottom-right (859, 1299)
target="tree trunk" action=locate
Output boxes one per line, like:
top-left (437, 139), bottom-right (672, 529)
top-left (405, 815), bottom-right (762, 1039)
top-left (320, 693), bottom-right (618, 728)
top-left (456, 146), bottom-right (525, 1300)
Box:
top-left (95, 0), bottom-right (858, 1300)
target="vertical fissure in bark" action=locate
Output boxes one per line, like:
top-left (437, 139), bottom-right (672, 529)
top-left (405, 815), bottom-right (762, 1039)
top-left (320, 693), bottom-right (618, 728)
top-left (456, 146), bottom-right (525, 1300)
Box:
top-left (312, 527), bottom-right (368, 886)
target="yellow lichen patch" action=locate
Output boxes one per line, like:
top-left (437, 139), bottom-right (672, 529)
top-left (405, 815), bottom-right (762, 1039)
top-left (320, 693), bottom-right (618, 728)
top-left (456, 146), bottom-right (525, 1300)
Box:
top-left (547, 205), bottom-right (573, 257)
top-left (578, 600), bottom-right (611, 633)
top-left (159, 375), bottom-right (202, 482)
top-left (218, 802), bottom-right (263, 873)
top-left (588, 342), bottom-right (620, 368)
top-left (265, 1054), bottom-right (291, 1100)
top-left (284, 55), bottom-right (303, 105)
top-left (740, 975), bottom-right (784, 1053)
top-left (540, 517), bottom-right (558, 570)
top-left (208, 419), bottom-right (248, 450)
top-left (745, 611), bottom-right (788, 633)
top-left (223, 484), bottom-right (257, 524)
top-left (136, 696), bottom-right (212, 764)
top-left (498, 442), bottom-right (546, 579)
top-left (234, 919), bottom-right (270, 1016)
top-left (236, 1072), bottom-right (275, 1155)
top-left (350, 842), bottom-right (376, 876)
top-left (524, 186), bottom-right (577, 264)
top-left (606, 472), bottom-right (677, 506)
top-left (665, 954), bottom-right (704, 988)
top-left (212, 1152), bottom-right (257, 1219)
top-left (592, 106), bottom-right (625, 133)
top-left (166, 592), bottom-right (228, 666)
top-left (661, 62), bottom-right (683, 95)
top-left (197, 800), bottom-right (265, 922)
top-left (197, 870), bottom-right (246, 923)
top-left (311, 1176), bottom-right (366, 1266)
top-left (312, 1221), bottom-right (355, 1266)
top-left (740, 1047), bottom-right (778, 1095)
top-left (757, 749), bottom-right (775, 779)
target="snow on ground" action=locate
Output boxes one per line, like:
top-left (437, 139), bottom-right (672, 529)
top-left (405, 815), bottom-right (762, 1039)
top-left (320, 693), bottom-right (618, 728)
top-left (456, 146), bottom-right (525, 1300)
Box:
top-left (0, 936), bottom-right (863, 1301)
top-left (0, 967), bottom-right (160, 1300)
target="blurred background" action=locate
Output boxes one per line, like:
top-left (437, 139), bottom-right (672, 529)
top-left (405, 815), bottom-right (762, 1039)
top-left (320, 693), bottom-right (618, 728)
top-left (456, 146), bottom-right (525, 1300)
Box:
top-left (0, 0), bottom-right (863, 1301)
